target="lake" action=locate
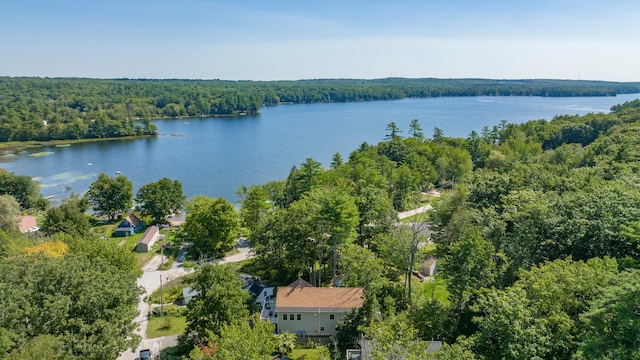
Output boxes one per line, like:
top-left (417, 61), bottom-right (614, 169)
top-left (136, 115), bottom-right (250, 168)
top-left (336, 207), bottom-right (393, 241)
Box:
top-left (2, 94), bottom-right (639, 205)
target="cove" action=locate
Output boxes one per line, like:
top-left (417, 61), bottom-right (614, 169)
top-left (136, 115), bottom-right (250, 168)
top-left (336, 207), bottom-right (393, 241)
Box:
top-left (2, 94), bottom-right (639, 204)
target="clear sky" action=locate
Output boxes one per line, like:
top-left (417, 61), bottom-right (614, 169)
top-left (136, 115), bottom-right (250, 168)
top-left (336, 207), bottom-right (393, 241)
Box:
top-left (1, 0), bottom-right (639, 81)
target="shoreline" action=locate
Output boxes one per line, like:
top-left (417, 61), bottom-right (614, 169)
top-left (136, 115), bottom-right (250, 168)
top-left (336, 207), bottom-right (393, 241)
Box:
top-left (0, 135), bottom-right (156, 160)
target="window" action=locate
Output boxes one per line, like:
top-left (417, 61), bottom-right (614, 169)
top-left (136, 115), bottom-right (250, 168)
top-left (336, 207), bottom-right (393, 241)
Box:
top-left (329, 314), bottom-right (334, 320)
top-left (283, 314), bottom-right (288, 320)
top-left (320, 326), bottom-right (325, 332)
top-left (297, 314), bottom-right (301, 320)
top-left (290, 313), bottom-right (294, 320)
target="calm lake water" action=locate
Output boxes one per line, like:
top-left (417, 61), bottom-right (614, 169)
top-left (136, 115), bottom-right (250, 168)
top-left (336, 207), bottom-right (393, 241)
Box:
top-left (2, 94), bottom-right (639, 204)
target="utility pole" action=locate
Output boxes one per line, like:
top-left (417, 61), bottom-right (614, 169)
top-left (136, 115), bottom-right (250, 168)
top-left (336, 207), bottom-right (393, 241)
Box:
top-left (160, 244), bottom-right (164, 318)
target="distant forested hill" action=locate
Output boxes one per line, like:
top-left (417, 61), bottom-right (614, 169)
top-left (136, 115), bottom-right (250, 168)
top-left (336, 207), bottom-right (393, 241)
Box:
top-left (1, 77), bottom-right (640, 142)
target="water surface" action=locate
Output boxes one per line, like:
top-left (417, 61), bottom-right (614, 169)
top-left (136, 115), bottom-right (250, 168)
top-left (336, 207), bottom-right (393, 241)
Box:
top-left (3, 94), bottom-right (639, 204)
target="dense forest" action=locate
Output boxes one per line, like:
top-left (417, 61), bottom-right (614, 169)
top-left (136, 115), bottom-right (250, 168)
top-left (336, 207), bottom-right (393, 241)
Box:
top-left (1, 76), bottom-right (640, 142)
top-left (1, 98), bottom-right (640, 359)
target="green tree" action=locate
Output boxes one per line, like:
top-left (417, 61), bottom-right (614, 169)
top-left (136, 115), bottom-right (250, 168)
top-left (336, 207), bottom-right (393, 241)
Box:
top-left (212, 314), bottom-right (277, 360)
top-left (364, 314), bottom-right (430, 360)
top-left (377, 218), bottom-right (430, 304)
top-left (0, 195), bottom-right (20, 232)
top-left (331, 152), bottom-right (344, 168)
top-left (183, 265), bottom-right (250, 346)
top-left (576, 269), bottom-right (640, 360)
top-left (4, 334), bottom-right (65, 360)
top-left (339, 243), bottom-right (388, 295)
top-left (41, 196), bottom-right (91, 236)
top-left (302, 186), bottom-right (359, 285)
top-left (0, 170), bottom-right (46, 210)
top-left (276, 332), bottom-right (297, 356)
top-left (385, 122), bottom-right (403, 140)
top-left (353, 183), bottom-right (396, 245)
top-left (296, 158), bottom-right (324, 197)
top-left (438, 223), bottom-right (495, 335)
top-left (136, 177), bottom-right (185, 225)
top-left (469, 287), bottom-right (551, 360)
top-left (0, 254), bottom-right (140, 359)
top-left (409, 119), bottom-right (424, 140)
top-left (238, 185), bottom-right (271, 233)
top-left (183, 196), bottom-right (239, 258)
top-left (86, 173), bottom-right (133, 220)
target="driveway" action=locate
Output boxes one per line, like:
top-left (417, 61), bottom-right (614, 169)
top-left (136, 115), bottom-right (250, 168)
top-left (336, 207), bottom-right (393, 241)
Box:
top-left (117, 241), bottom-right (253, 360)
top-left (398, 204), bottom-right (433, 219)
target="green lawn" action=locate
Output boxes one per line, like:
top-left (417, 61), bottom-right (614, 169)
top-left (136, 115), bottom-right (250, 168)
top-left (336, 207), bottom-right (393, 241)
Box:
top-left (288, 347), bottom-right (330, 360)
top-left (146, 315), bottom-right (187, 338)
top-left (413, 276), bottom-right (450, 305)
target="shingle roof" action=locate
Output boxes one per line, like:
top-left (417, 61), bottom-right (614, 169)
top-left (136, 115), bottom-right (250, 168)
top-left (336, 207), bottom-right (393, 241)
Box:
top-left (119, 213), bottom-right (141, 228)
top-left (287, 278), bottom-right (313, 288)
top-left (276, 286), bottom-right (364, 312)
top-left (248, 280), bottom-right (272, 297)
top-left (137, 225), bottom-right (159, 245)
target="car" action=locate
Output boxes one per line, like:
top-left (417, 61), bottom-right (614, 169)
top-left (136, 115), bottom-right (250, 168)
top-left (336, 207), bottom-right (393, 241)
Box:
top-left (139, 349), bottom-right (151, 360)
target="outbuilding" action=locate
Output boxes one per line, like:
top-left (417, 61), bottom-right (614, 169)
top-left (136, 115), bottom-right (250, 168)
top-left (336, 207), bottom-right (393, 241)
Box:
top-left (134, 225), bottom-right (160, 252)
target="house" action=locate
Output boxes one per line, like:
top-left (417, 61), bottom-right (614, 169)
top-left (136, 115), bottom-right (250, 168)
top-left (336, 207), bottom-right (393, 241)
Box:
top-left (275, 279), bottom-right (364, 338)
top-left (421, 257), bottom-right (438, 277)
top-left (244, 277), bottom-right (275, 305)
top-left (134, 225), bottom-right (160, 252)
top-left (114, 213), bottom-right (144, 237)
top-left (17, 215), bottom-right (38, 233)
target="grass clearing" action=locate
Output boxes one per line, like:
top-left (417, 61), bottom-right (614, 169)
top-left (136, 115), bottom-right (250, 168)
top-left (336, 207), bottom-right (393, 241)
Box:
top-left (288, 347), bottom-right (330, 360)
top-left (146, 315), bottom-right (187, 338)
top-left (413, 276), bottom-right (450, 305)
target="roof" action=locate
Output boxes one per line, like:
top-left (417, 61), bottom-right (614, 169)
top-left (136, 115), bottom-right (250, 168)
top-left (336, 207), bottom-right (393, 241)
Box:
top-left (248, 280), bottom-right (272, 297)
top-left (276, 286), bottom-right (364, 312)
top-left (287, 278), bottom-right (313, 288)
top-left (137, 225), bottom-right (159, 245)
top-left (17, 215), bottom-right (37, 233)
top-left (183, 286), bottom-right (199, 299)
top-left (119, 213), bottom-right (141, 227)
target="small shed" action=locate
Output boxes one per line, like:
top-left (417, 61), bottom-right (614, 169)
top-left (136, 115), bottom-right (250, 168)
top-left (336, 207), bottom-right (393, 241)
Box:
top-left (421, 257), bottom-right (438, 277)
top-left (134, 225), bottom-right (160, 252)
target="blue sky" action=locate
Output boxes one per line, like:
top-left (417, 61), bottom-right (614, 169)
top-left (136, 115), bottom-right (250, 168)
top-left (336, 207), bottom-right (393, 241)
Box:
top-left (1, 0), bottom-right (638, 81)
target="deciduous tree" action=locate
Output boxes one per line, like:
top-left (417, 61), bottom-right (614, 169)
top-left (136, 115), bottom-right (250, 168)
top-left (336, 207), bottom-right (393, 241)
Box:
top-left (136, 177), bottom-right (185, 225)
top-left (183, 265), bottom-right (250, 346)
top-left (86, 173), bottom-right (133, 220)
top-left (183, 196), bottom-right (239, 258)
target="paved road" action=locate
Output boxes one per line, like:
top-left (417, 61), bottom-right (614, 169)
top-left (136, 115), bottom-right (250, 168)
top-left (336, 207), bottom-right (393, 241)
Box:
top-left (117, 241), bottom-right (253, 360)
top-left (398, 204), bottom-right (433, 219)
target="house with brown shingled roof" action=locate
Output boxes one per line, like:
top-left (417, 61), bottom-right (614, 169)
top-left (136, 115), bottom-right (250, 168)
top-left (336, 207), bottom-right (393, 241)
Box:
top-left (275, 279), bottom-right (364, 338)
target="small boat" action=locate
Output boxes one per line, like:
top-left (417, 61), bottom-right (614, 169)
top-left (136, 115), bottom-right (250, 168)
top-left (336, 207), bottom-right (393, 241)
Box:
top-left (184, 121), bottom-right (190, 125)
top-left (44, 195), bottom-right (55, 200)
top-left (87, 163), bottom-right (93, 166)
top-left (115, 171), bottom-right (122, 175)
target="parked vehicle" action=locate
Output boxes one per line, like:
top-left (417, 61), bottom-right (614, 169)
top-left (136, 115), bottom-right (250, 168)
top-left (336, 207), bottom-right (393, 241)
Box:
top-left (139, 349), bottom-right (151, 360)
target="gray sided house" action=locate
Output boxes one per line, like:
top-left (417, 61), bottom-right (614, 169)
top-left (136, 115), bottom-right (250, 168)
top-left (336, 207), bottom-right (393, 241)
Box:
top-left (134, 225), bottom-right (160, 252)
top-left (276, 279), bottom-right (364, 338)
top-left (114, 213), bottom-right (144, 237)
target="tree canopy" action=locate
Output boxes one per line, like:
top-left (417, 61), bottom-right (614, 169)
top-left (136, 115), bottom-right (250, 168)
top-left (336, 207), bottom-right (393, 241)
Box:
top-left (86, 173), bottom-right (133, 220)
top-left (136, 177), bottom-right (185, 225)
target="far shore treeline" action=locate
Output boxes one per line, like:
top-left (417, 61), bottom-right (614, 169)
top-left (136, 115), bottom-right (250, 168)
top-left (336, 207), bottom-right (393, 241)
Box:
top-left (2, 76), bottom-right (640, 142)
